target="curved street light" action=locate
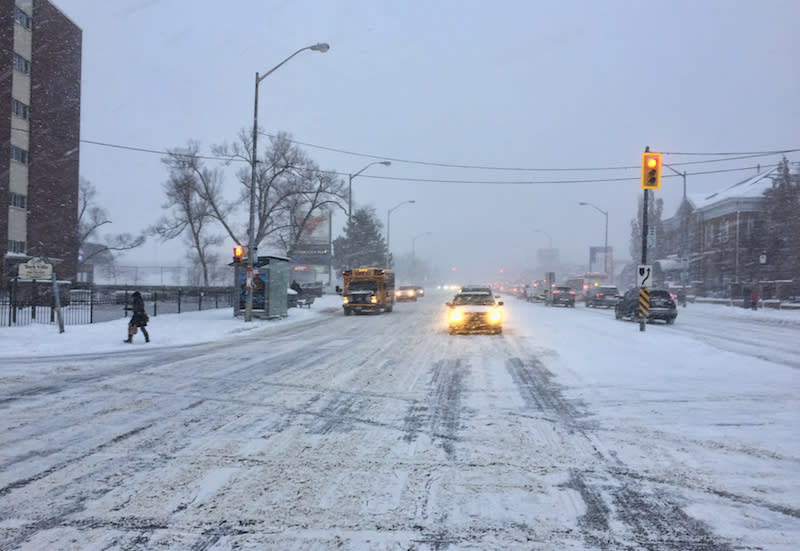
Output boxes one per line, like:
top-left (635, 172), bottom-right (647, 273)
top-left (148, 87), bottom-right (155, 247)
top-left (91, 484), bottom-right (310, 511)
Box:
top-left (245, 42), bottom-right (330, 322)
top-left (578, 202), bottom-right (609, 279)
top-left (386, 200), bottom-right (415, 266)
top-left (348, 161), bottom-right (391, 222)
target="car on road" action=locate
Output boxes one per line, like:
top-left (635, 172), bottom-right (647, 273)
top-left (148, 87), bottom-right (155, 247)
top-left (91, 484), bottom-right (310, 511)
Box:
top-left (413, 285), bottom-right (425, 298)
top-left (585, 285), bottom-right (622, 308)
top-left (615, 288), bottom-right (677, 324)
top-left (446, 291), bottom-right (504, 334)
top-left (459, 285), bottom-right (494, 296)
top-left (549, 286), bottom-right (576, 307)
top-left (395, 286), bottom-right (418, 302)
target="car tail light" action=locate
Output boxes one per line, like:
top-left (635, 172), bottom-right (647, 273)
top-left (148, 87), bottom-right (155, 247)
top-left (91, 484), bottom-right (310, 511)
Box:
top-left (569, 291), bottom-right (575, 295)
top-left (553, 290), bottom-right (560, 294)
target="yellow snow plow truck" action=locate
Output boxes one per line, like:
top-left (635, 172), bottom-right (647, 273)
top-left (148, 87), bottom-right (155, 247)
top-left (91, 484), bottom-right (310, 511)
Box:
top-left (341, 267), bottom-right (395, 315)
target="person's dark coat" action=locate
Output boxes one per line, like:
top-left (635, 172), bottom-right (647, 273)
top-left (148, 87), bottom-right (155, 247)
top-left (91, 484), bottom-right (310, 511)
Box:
top-left (129, 292), bottom-right (149, 327)
top-left (290, 280), bottom-right (303, 295)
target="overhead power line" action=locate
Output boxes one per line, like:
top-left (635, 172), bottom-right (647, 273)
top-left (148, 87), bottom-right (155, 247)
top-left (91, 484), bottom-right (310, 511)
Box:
top-left (28, 127), bottom-right (792, 180)
top-left (662, 148), bottom-right (800, 156)
top-left (261, 131), bottom-right (798, 172)
top-left (325, 163), bottom-right (779, 185)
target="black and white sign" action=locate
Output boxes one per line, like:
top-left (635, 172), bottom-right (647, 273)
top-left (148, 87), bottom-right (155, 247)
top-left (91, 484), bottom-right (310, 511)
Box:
top-left (637, 264), bottom-right (652, 288)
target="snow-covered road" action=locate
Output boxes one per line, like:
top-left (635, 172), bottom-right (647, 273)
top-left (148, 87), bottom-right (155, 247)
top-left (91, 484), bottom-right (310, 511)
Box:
top-left (1, 293), bottom-right (798, 549)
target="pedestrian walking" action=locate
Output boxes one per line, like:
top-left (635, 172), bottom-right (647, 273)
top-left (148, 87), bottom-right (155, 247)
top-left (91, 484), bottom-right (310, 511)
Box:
top-left (124, 291), bottom-right (150, 343)
top-left (750, 288), bottom-right (759, 311)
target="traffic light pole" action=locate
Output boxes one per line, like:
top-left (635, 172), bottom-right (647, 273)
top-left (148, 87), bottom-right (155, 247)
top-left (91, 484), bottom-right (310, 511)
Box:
top-left (640, 146), bottom-right (651, 332)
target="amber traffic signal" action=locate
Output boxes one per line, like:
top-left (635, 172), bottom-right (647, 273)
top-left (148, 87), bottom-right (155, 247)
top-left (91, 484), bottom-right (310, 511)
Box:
top-left (641, 152), bottom-right (662, 190)
top-left (233, 246), bottom-right (244, 264)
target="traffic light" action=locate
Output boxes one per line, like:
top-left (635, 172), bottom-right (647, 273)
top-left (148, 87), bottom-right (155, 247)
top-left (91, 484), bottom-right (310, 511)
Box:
top-left (641, 152), bottom-right (662, 190)
top-left (233, 246), bottom-right (244, 264)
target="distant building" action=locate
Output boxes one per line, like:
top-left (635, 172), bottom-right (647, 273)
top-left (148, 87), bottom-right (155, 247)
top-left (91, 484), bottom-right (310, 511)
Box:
top-left (0, 0), bottom-right (81, 286)
top-left (659, 168), bottom-right (780, 297)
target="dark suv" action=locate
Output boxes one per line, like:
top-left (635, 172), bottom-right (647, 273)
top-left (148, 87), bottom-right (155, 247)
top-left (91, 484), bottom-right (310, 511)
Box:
top-left (615, 288), bottom-right (677, 324)
top-left (585, 285), bottom-right (621, 308)
top-left (549, 286), bottom-right (576, 307)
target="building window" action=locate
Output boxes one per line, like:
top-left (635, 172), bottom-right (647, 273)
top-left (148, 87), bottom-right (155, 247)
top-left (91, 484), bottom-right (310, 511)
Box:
top-left (14, 6), bottom-right (32, 29)
top-left (704, 224), bottom-right (714, 247)
top-left (10, 145), bottom-right (29, 165)
top-left (719, 220), bottom-right (729, 243)
top-left (8, 240), bottom-right (27, 254)
top-left (12, 98), bottom-right (29, 120)
top-left (746, 218), bottom-right (755, 239)
top-left (10, 192), bottom-right (27, 209)
top-left (13, 53), bottom-right (30, 74)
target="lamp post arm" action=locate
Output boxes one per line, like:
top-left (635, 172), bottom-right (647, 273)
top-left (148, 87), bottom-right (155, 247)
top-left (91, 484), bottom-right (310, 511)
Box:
top-left (257, 46), bottom-right (317, 85)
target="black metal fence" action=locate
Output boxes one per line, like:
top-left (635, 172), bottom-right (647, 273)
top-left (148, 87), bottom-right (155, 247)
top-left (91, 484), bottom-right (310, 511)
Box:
top-left (1, 282), bottom-right (234, 327)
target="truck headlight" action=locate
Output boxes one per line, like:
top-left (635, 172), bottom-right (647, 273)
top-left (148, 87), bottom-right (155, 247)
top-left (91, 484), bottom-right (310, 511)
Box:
top-left (489, 310), bottom-right (502, 323)
top-left (370, 295), bottom-right (378, 304)
top-left (449, 310), bottom-right (462, 323)
top-left (342, 297), bottom-right (349, 305)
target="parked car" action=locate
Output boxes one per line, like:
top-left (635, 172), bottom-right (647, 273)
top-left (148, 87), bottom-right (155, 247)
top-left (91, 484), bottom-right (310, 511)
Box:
top-left (549, 286), bottom-right (576, 307)
top-left (446, 291), bottom-right (504, 334)
top-left (585, 285), bottom-right (622, 308)
top-left (615, 288), bottom-right (677, 324)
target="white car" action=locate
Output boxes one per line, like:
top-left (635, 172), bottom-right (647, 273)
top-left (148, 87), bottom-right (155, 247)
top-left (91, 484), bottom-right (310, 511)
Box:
top-left (446, 292), bottom-right (504, 334)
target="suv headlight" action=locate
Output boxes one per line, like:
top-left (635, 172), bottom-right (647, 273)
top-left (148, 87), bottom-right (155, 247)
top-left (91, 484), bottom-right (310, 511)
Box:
top-left (449, 310), bottom-right (463, 323)
top-left (489, 310), bottom-right (502, 323)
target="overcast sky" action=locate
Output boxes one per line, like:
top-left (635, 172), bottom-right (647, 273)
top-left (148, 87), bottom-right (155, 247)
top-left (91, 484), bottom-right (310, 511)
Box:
top-left (56, 0), bottom-right (800, 283)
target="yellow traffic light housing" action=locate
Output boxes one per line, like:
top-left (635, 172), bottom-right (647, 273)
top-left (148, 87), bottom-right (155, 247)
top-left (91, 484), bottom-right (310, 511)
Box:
top-left (641, 152), bottom-right (662, 190)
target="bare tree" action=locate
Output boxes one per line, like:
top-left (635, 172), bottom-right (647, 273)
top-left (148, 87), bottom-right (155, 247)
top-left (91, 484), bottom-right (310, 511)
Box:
top-left (274, 166), bottom-right (346, 255)
top-left (213, 131), bottom-right (346, 252)
top-left (77, 177), bottom-right (146, 272)
top-left (153, 145), bottom-right (223, 286)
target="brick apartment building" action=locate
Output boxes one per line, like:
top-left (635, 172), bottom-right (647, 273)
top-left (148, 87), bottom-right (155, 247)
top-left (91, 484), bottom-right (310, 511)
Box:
top-left (658, 167), bottom-right (797, 299)
top-left (0, 0), bottom-right (81, 287)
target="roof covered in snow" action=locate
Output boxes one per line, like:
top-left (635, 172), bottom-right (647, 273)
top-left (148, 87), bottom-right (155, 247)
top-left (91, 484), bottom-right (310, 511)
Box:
top-left (688, 167), bottom-right (778, 213)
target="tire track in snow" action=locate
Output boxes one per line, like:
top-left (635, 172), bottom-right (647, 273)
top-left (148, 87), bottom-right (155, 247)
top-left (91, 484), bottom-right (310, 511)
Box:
top-left (402, 358), bottom-right (468, 460)
top-left (504, 353), bottom-right (734, 550)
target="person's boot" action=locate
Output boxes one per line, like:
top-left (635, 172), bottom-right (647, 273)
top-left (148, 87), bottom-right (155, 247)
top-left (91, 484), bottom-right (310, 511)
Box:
top-left (124, 336), bottom-right (132, 343)
top-left (142, 328), bottom-right (150, 343)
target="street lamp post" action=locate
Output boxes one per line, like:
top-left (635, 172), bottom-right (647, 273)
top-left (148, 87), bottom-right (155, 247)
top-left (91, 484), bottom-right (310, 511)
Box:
top-left (578, 202), bottom-right (609, 280)
top-left (386, 200), bottom-right (415, 267)
top-left (411, 231), bottom-right (432, 279)
top-left (664, 163), bottom-right (689, 304)
top-left (348, 161), bottom-right (391, 222)
top-left (245, 42), bottom-right (329, 322)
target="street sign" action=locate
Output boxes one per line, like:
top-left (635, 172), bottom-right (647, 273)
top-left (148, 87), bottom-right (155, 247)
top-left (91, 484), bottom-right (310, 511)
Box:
top-left (636, 264), bottom-right (652, 288)
top-left (18, 258), bottom-right (53, 280)
top-left (647, 227), bottom-right (656, 248)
